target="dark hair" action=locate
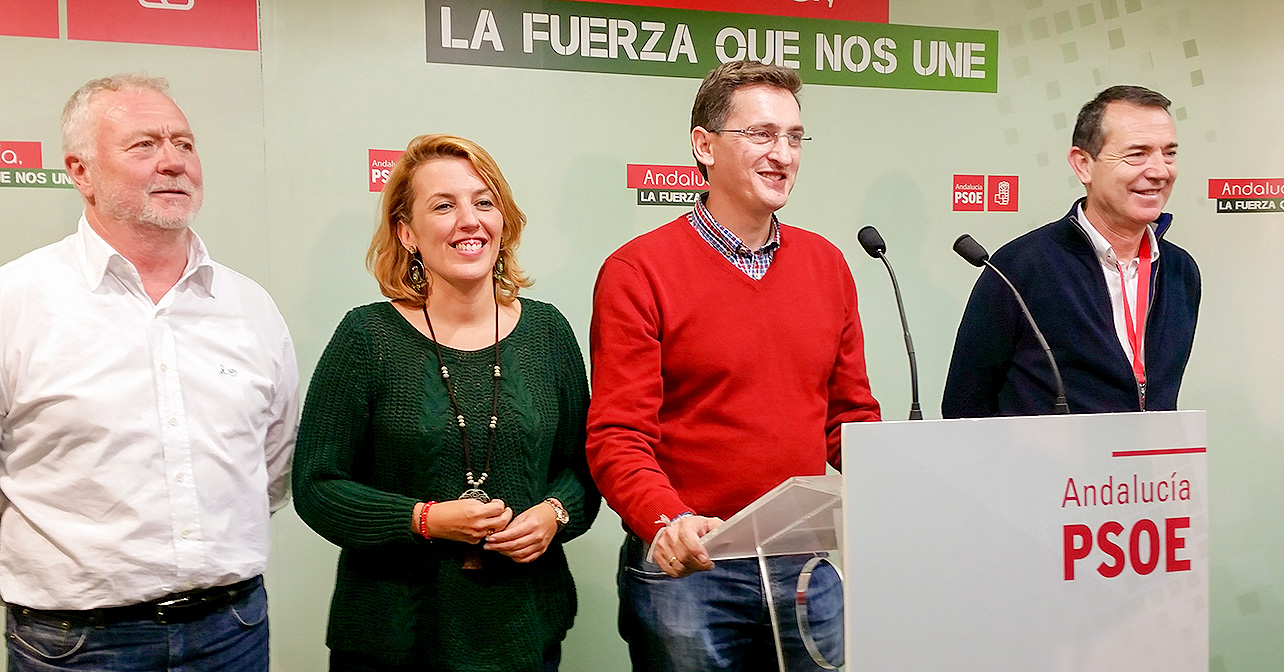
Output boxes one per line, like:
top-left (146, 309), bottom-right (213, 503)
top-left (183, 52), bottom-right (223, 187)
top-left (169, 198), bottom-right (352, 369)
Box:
top-left (690, 61), bottom-right (803, 179)
top-left (1072, 85), bottom-right (1172, 157)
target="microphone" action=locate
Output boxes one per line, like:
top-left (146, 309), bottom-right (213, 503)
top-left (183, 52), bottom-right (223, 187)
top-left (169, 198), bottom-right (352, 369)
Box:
top-left (952, 234), bottom-right (1070, 415)
top-left (857, 226), bottom-right (922, 420)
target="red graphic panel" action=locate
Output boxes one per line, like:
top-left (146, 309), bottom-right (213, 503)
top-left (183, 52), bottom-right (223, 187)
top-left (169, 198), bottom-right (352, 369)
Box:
top-left (0, 142), bottom-right (43, 169)
top-left (987, 175), bottom-right (1018, 212)
top-left (66, 0), bottom-right (259, 51)
top-left (370, 149), bottom-right (404, 192)
top-left (1207, 178), bottom-right (1284, 199)
top-left (952, 174), bottom-right (983, 212)
top-left (626, 164), bottom-right (707, 190)
top-left (588, 0), bottom-right (888, 23)
top-left (0, 0), bottom-right (59, 38)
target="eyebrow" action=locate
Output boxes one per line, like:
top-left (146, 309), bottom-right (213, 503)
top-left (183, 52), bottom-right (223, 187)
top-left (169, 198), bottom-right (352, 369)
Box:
top-left (426, 187), bottom-right (494, 200)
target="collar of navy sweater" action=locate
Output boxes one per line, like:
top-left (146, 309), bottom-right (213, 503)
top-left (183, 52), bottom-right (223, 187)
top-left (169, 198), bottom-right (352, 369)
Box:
top-left (1060, 197), bottom-right (1174, 253)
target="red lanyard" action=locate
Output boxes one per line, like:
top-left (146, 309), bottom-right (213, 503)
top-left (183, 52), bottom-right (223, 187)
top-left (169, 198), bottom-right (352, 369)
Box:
top-left (1116, 234), bottom-right (1152, 386)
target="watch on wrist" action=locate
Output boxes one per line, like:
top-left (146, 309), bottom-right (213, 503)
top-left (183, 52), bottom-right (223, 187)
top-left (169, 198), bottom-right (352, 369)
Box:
top-left (544, 497), bottom-right (570, 531)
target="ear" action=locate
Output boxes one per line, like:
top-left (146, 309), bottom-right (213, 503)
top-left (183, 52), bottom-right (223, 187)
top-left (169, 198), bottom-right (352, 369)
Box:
top-left (396, 219), bottom-right (416, 251)
top-left (1067, 147), bottom-right (1093, 187)
top-left (691, 126), bottom-right (715, 175)
top-left (64, 154), bottom-right (95, 201)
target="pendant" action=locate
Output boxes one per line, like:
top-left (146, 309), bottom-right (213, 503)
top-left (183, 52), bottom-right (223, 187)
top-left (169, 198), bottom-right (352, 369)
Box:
top-left (459, 489), bottom-right (491, 503)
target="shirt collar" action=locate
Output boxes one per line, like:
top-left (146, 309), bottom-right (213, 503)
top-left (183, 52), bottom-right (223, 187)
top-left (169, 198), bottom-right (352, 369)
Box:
top-left (75, 214), bottom-right (217, 297)
top-left (1073, 203), bottom-right (1160, 268)
top-left (691, 193), bottom-right (781, 255)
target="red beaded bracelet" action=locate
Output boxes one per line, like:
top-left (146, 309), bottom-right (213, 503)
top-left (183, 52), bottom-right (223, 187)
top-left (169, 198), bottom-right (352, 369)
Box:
top-left (418, 501), bottom-right (436, 539)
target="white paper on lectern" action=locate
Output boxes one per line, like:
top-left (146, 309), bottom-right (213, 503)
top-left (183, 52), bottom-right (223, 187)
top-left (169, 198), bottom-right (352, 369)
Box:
top-left (698, 475), bottom-right (842, 561)
top-left (841, 411), bottom-right (1207, 672)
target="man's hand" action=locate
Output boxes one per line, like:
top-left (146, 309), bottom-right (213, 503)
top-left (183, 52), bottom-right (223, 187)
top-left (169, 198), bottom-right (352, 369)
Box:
top-left (484, 501), bottom-right (560, 563)
top-left (651, 515), bottom-right (723, 578)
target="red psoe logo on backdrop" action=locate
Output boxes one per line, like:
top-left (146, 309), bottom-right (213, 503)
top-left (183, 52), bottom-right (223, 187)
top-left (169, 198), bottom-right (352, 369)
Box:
top-left (627, 164), bottom-right (707, 206)
top-left (369, 150), bottom-right (404, 192)
top-left (0, 142), bottom-right (42, 169)
top-left (1208, 178), bottom-right (1284, 214)
top-left (66, 0), bottom-right (258, 50)
top-left (952, 174), bottom-right (984, 212)
top-left (987, 175), bottom-right (1018, 212)
top-left (0, 0), bottom-right (59, 38)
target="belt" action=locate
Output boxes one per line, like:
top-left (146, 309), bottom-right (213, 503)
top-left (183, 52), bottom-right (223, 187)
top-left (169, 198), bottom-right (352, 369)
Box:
top-left (10, 576), bottom-right (261, 626)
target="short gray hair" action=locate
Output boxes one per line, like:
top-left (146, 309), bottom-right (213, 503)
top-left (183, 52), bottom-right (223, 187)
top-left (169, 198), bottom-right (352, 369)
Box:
top-left (61, 74), bottom-right (174, 161)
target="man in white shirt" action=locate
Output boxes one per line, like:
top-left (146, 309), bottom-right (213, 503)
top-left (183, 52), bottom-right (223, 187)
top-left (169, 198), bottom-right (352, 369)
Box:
top-left (0, 74), bottom-right (298, 671)
top-left (943, 85), bottom-right (1200, 417)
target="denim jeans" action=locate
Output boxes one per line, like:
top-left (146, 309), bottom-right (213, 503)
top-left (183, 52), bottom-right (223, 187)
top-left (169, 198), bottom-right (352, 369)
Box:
top-left (618, 536), bottom-right (844, 672)
top-left (5, 578), bottom-right (269, 672)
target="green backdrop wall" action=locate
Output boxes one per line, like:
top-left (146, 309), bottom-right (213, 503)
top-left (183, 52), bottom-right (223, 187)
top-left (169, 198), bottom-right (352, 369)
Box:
top-left (2, 1), bottom-right (1281, 670)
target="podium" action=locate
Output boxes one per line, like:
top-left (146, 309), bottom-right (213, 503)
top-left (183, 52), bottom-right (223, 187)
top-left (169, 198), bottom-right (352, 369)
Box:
top-left (841, 411), bottom-right (1208, 671)
top-left (698, 475), bottom-right (845, 671)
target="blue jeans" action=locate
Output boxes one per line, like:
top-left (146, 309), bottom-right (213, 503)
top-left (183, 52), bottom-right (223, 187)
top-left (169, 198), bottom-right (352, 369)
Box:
top-left (618, 536), bottom-right (843, 672)
top-left (5, 579), bottom-right (269, 672)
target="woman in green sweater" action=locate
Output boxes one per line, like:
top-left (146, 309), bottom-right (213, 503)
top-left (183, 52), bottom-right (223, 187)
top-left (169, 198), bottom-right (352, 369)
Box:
top-left (294, 134), bottom-right (599, 672)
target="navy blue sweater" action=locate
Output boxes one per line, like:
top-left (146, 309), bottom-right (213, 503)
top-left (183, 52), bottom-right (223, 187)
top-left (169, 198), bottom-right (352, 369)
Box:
top-left (943, 200), bottom-right (1200, 417)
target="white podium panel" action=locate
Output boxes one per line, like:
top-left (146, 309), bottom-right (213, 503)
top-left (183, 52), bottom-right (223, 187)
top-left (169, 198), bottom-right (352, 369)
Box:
top-left (841, 411), bottom-right (1207, 672)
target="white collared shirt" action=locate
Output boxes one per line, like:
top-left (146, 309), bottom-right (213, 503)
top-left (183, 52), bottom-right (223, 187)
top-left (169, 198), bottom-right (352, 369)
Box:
top-left (0, 216), bottom-right (298, 609)
top-left (1074, 203), bottom-right (1161, 369)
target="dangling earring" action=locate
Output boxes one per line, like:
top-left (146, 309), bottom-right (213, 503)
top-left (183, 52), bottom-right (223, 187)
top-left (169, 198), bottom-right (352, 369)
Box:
top-left (407, 248), bottom-right (427, 294)
top-left (492, 254), bottom-right (505, 282)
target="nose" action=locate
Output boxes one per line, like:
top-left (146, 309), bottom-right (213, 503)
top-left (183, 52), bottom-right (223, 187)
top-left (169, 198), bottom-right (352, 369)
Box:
top-left (1143, 150), bottom-right (1174, 180)
top-left (457, 203), bottom-right (482, 230)
top-left (766, 134), bottom-right (795, 165)
top-left (156, 140), bottom-right (185, 174)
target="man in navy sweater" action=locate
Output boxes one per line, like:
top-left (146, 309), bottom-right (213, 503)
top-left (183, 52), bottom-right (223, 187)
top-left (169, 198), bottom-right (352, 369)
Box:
top-left (943, 85), bottom-right (1200, 417)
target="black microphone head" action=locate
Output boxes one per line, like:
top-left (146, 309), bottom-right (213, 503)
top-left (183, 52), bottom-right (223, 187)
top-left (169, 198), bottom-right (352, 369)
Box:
top-left (953, 234), bottom-right (990, 267)
top-left (857, 226), bottom-right (886, 258)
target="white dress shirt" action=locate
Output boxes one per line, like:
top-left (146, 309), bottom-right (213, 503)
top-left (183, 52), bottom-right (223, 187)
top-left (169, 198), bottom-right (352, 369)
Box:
top-left (0, 216), bottom-right (298, 609)
top-left (1074, 203), bottom-right (1161, 370)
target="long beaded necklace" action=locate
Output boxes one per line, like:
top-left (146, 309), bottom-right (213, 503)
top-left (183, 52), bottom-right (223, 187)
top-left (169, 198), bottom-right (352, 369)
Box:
top-left (422, 297), bottom-right (501, 504)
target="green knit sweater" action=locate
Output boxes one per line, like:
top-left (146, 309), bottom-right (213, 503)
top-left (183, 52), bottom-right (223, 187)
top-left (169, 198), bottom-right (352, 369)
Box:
top-left (293, 300), bottom-right (599, 671)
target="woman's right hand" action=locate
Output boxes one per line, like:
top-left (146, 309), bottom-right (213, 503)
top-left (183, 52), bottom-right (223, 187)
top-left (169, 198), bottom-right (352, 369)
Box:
top-left (418, 499), bottom-right (513, 543)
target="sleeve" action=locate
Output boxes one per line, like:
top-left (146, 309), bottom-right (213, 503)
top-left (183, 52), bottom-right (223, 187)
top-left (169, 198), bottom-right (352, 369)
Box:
top-left (292, 310), bottom-right (421, 549)
top-left (0, 306), bottom-right (9, 519)
top-left (539, 309), bottom-right (600, 542)
top-left (264, 321), bottom-right (300, 513)
top-left (824, 268), bottom-right (882, 470)
top-left (941, 266), bottom-right (1020, 418)
top-left (585, 256), bottom-right (688, 540)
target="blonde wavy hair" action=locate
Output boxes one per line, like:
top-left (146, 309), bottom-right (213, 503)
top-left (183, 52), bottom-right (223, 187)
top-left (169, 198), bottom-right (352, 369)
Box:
top-left (367, 134), bottom-right (531, 307)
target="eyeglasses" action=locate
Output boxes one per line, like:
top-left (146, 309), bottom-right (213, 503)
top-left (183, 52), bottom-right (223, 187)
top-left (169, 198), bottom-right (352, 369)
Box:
top-left (710, 128), bottom-right (811, 148)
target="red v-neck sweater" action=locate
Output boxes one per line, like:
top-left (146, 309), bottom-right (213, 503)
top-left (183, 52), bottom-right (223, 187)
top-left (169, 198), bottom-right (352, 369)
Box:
top-left (587, 216), bottom-right (881, 540)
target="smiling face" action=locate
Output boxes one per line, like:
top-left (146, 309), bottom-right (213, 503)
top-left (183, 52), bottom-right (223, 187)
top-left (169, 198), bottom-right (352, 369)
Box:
top-left (698, 84), bottom-right (802, 223)
top-left (72, 87), bottom-right (203, 231)
top-left (397, 157), bottom-right (504, 294)
top-left (1070, 101), bottom-right (1178, 234)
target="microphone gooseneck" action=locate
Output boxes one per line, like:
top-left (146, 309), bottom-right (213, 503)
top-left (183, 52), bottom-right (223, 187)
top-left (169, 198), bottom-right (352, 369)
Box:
top-left (858, 226), bottom-right (922, 420)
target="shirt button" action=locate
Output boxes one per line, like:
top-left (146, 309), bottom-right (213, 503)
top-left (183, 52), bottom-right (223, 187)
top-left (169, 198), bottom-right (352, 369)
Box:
top-left (160, 364), bottom-right (168, 373)
top-left (181, 530), bottom-right (191, 539)
top-left (168, 417), bottom-right (179, 427)
top-left (176, 473), bottom-right (185, 482)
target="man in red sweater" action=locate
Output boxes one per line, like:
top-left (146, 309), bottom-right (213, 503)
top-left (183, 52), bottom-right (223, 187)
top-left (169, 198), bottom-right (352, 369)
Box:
top-left (587, 60), bottom-right (881, 671)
